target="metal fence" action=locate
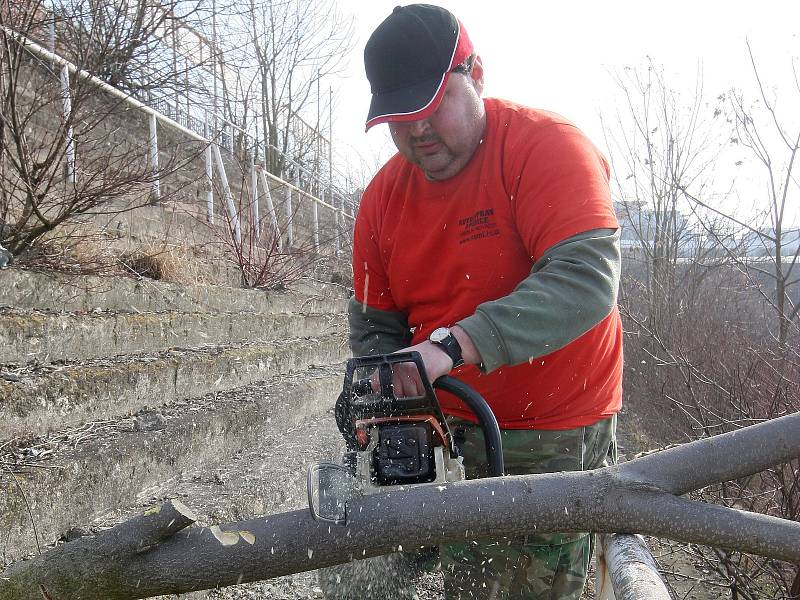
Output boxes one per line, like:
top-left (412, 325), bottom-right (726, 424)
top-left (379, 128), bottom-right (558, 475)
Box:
top-left (7, 24), bottom-right (356, 257)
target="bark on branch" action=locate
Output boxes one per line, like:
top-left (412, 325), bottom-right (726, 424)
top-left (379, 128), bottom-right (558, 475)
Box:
top-left (2, 412), bottom-right (799, 600)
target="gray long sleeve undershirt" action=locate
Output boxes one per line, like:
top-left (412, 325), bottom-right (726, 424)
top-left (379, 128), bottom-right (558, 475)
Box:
top-left (348, 228), bottom-right (620, 372)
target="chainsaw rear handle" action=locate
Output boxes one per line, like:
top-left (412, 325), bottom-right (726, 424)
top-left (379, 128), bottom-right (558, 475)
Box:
top-left (434, 375), bottom-right (504, 478)
top-left (351, 377), bottom-right (375, 397)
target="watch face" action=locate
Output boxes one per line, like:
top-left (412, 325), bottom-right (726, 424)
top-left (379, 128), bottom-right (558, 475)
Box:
top-left (430, 327), bottom-right (450, 343)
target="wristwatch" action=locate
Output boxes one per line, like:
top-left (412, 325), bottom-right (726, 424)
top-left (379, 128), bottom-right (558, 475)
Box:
top-left (429, 327), bottom-right (465, 368)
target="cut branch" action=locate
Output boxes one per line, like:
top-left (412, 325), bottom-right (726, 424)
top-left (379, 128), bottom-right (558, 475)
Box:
top-left (1, 413), bottom-right (798, 600)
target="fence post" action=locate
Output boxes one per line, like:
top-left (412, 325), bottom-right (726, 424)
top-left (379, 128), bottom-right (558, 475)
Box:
top-left (332, 186), bottom-right (340, 257)
top-left (171, 25), bottom-right (179, 113)
top-left (184, 56), bottom-right (190, 121)
top-left (211, 144), bottom-right (241, 244)
top-left (48, 19), bottom-right (55, 53)
top-left (257, 168), bottom-right (280, 250)
top-left (337, 192), bottom-right (344, 254)
top-left (59, 65), bottom-right (75, 184)
top-left (313, 188), bottom-right (319, 251)
top-left (205, 145), bottom-right (214, 223)
top-left (250, 153), bottom-right (259, 239)
top-left (204, 116), bottom-right (214, 224)
top-left (149, 113), bottom-right (160, 203)
top-left (285, 173), bottom-right (295, 248)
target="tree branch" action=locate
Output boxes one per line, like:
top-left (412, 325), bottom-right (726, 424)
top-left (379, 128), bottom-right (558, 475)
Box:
top-left (1, 413), bottom-right (799, 600)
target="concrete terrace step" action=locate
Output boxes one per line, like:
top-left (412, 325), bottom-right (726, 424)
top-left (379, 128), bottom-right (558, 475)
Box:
top-left (0, 268), bottom-right (350, 315)
top-left (1, 333), bottom-right (349, 440)
top-left (0, 309), bottom-right (345, 363)
top-left (91, 201), bottom-right (220, 248)
top-left (0, 367), bottom-right (344, 562)
top-left (135, 407), bottom-right (344, 527)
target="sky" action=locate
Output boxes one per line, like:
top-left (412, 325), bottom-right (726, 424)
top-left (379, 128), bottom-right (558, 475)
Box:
top-left (332, 0), bottom-right (800, 225)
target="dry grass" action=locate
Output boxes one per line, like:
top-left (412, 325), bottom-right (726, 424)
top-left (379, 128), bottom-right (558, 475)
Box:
top-left (117, 241), bottom-right (212, 285)
top-left (11, 213), bottom-right (238, 286)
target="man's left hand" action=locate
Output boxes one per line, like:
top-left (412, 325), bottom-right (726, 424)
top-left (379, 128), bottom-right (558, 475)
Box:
top-left (369, 326), bottom-right (480, 397)
top-left (390, 339), bottom-right (454, 397)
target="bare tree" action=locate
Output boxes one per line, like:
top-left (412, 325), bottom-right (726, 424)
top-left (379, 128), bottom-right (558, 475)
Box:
top-left (0, 0), bottom-right (202, 260)
top-left (703, 43), bottom-right (800, 350)
top-left (602, 60), bottom-right (735, 328)
top-left (241, 0), bottom-right (353, 176)
top-left (53, 0), bottom-right (197, 96)
top-left (606, 56), bottom-right (800, 598)
top-left (208, 157), bottom-right (324, 290)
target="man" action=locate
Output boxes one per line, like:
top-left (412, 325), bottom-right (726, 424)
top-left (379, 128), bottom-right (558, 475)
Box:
top-left (330, 4), bottom-right (622, 599)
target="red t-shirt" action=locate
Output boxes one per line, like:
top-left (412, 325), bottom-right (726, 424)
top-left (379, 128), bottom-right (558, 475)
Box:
top-left (353, 98), bottom-right (622, 430)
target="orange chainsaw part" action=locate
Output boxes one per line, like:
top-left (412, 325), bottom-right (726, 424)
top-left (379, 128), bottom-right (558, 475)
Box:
top-left (354, 414), bottom-right (450, 449)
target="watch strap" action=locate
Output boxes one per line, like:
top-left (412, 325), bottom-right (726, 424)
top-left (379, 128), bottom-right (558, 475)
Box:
top-left (430, 329), bottom-right (465, 368)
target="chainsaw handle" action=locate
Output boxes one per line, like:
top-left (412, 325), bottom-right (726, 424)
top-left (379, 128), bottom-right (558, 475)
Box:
top-left (434, 376), bottom-right (504, 477)
top-left (351, 378), bottom-right (374, 397)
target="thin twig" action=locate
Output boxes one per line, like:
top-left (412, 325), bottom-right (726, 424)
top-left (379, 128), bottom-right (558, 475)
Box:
top-left (0, 460), bottom-right (65, 471)
top-left (0, 461), bottom-right (41, 555)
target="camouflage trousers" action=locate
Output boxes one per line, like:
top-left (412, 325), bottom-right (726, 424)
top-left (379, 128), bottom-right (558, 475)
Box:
top-left (319, 415), bottom-right (617, 600)
top-left (440, 414), bottom-right (617, 599)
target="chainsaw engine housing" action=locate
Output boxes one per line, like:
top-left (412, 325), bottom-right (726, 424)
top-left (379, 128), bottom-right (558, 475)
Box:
top-left (308, 352), bottom-right (504, 525)
top-left (374, 422), bottom-right (434, 484)
top-left (336, 353), bottom-right (465, 495)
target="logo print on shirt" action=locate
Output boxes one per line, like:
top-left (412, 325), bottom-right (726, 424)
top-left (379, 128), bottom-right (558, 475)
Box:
top-left (458, 208), bottom-right (500, 244)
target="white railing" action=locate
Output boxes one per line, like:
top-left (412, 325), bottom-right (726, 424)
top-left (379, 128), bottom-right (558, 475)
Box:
top-left (6, 25), bottom-right (356, 256)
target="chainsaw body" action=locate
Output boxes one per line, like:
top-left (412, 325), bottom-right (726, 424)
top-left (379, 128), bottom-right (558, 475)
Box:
top-left (340, 352), bottom-right (465, 494)
top-left (308, 352), bottom-right (502, 525)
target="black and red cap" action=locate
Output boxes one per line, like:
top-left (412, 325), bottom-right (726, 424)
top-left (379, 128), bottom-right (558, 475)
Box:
top-left (364, 4), bottom-right (474, 131)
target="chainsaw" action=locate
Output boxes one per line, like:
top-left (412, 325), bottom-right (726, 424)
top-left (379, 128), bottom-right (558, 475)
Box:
top-left (307, 351), bottom-right (503, 525)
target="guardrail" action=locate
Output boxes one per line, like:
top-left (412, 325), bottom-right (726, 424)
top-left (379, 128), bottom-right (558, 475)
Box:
top-left (5, 25), bottom-right (356, 256)
top-left (30, 1), bottom-right (360, 223)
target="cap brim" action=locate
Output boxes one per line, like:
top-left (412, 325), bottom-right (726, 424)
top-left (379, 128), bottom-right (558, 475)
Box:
top-left (365, 71), bottom-right (451, 132)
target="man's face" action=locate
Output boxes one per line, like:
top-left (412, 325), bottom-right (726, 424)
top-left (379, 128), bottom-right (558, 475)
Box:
top-left (388, 61), bottom-right (486, 181)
